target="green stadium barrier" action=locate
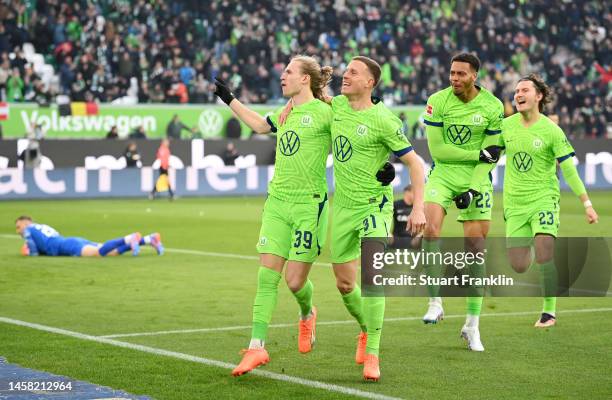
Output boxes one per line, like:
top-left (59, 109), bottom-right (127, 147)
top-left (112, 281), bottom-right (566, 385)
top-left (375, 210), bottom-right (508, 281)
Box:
top-left (1, 103), bottom-right (425, 139)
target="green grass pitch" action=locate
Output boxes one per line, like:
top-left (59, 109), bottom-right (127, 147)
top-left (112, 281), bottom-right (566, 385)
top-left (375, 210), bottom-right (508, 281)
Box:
top-left (0, 192), bottom-right (611, 399)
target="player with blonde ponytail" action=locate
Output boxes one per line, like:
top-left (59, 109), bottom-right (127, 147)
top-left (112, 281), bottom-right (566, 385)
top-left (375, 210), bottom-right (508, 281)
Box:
top-left (213, 55), bottom-right (333, 376)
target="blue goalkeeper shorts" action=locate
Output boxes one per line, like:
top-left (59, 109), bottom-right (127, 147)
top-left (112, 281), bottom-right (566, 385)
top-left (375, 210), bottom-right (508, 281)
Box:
top-left (57, 237), bottom-right (96, 256)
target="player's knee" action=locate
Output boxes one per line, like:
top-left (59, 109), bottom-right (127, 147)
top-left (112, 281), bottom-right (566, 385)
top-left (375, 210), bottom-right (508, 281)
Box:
top-left (336, 279), bottom-right (354, 295)
top-left (285, 277), bottom-right (306, 293)
top-left (424, 223), bottom-right (441, 239)
top-left (535, 253), bottom-right (553, 265)
top-left (510, 260), bottom-right (530, 273)
top-left (465, 236), bottom-right (485, 254)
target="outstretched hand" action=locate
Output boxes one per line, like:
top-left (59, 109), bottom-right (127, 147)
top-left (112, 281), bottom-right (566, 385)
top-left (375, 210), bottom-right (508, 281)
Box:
top-left (213, 77), bottom-right (235, 105)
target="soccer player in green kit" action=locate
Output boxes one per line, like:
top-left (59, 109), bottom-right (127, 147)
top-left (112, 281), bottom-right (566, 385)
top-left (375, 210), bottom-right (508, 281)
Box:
top-left (421, 53), bottom-right (504, 352)
top-left (333, 57), bottom-right (426, 381)
top-left (282, 56), bottom-right (426, 380)
top-left (500, 74), bottom-right (599, 327)
top-left (213, 55), bottom-right (334, 376)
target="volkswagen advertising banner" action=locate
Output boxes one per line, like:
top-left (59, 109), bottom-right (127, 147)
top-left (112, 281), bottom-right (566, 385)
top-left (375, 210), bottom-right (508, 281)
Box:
top-left (0, 103), bottom-right (424, 139)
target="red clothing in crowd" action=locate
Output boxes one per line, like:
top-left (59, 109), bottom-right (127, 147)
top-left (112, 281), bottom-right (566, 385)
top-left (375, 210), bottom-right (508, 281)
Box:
top-left (157, 145), bottom-right (170, 169)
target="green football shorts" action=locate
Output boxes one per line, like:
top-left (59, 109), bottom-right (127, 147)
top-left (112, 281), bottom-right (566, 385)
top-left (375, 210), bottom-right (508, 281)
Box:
top-left (256, 194), bottom-right (329, 263)
top-left (425, 165), bottom-right (493, 221)
top-left (331, 195), bottom-right (393, 264)
top-left (505, 199), bottom-right (560, 248)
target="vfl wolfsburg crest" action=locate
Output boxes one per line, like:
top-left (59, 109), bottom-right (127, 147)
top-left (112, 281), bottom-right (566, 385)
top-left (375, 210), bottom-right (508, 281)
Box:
top-left (279, 131), bottom-right (300, 156)
top-left (472, 114), bottom-right (483, 125)
top-left (446, 124), bottom-right (471, 145)
top-left (533, 138), bottom-right (543, 149)
top-left (333, 135), bottom-right (353, 162)
top-left (356, 124), bottom-right (368, 136)
top-left (301, 115), bottom-right (313, 126)
top-left (513, 152), bottom-right (533, 172)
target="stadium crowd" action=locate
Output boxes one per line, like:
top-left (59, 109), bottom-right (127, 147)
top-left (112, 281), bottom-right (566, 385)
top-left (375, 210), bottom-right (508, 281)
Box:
top-left (0, 0), bottom-right (609, 138)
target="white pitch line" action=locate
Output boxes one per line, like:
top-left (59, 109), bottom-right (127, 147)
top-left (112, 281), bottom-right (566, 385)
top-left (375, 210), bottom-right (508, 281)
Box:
top-left (164, 247), bottom-right (332, 267)
top-left (0, 234), bottom-right (332, 267)
top-left (99, 307), bottom-right (612, 339)
top-left (0, 317), bottom-right (402, 400)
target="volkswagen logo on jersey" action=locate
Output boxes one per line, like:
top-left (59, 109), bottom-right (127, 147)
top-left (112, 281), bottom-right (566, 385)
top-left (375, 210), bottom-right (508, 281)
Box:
top-left (446, 124), bottom-right (471, 145)
top-left (333, 135), bottom-right (353, 162)
top-left (513, 151), bottom-right (533, 172)
top-left (279, 130), bottom-right (300, 156)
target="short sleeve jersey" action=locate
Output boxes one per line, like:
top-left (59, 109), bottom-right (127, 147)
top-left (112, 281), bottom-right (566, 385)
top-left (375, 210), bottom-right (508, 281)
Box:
top-left (423, 86), bottom-right (504, 168)
top-left (266, 98), bottom-right (332, 203)
top-left (331, 95), bottom-right (413, 208)
top-left (502, 113), bottom-right (576, 207)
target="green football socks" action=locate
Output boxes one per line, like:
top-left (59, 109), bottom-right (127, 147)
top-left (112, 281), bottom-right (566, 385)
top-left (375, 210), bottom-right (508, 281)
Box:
top-left (292, 279), bottom-right (313, 318)
top-left (341, 286), bottom-right (367, 332)
top-left (423, 239), bottom-right (443, 298)
top-left (363, 296), bottom-right (385, 356)
top-left (251, 266), bottom-right (282, 342)
top-left (466, 259), bottom-right (485, 317)
top-left (538, 260), bottom-right (558, 315)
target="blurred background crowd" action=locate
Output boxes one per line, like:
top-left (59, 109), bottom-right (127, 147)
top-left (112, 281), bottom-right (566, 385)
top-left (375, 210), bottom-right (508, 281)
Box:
top-left (0, 0), bottom-right (609, 138)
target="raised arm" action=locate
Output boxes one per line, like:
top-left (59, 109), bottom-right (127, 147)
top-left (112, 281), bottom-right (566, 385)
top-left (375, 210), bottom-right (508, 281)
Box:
top-left (214, 78), bottom-right (271, 134)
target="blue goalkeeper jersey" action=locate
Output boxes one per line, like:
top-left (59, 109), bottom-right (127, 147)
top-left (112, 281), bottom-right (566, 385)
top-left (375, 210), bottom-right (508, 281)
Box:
top-left (22, 223), bottom-right (62, 256)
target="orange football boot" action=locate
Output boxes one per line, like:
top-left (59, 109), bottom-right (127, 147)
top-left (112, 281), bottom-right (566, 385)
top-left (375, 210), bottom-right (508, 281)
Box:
top-left (232, 348), bottom-right (270, 376)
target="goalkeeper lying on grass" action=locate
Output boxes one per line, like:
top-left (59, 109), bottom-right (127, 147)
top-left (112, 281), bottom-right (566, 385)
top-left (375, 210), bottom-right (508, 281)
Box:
top-left (16, 215), bottom-right (164, 257)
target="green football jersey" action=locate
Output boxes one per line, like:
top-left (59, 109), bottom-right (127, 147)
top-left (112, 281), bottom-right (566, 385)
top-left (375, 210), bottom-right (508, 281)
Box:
top-left (424, 86), bottom-right (504, 168)
top-left (502, 113), bottom-right (576, 207)
top-left (331, 95), bottom-right (413, 208)
top-left (266, 98), bottom-right (332, 203)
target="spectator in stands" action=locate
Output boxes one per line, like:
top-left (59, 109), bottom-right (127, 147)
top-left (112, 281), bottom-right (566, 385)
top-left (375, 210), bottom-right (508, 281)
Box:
top-left (149, 83), bottom-right (165, 103)
top-left (167, 79), bottom-right (188, 103)
top-left (129, 125), bottom-right (147, 139)
top-left (0, 58), bottom-right (11, 98)
top-left (6, 67), bottom-right (24, 102)
top-left (3, 0), bottom-right (608, 138)
top-left (59, 56), bottom-right (75, 95)
top-left (123, 142), bottom-right (142, 168)
top-left (223, 142), bottom-right (239, 166)
top-left (0, 24), bottom-right (10, 54)
top-left (226, 116), bottom-right (242, 139)
top-left (166, 115), bottom-right (191, 139)
top-left (106, 126), bottom-right (119, 139)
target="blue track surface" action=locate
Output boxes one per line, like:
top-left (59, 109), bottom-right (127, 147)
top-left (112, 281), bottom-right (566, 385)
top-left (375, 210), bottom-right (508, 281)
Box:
top-left (0, 357), bottom-right (151, 400)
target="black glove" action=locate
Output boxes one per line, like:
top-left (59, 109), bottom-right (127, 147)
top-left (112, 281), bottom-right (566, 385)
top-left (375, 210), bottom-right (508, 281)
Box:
top-left (214, 77), bottom-right (235, 105)
top-left (453, 189), bottom-right (480, 209)
top-left (479, 145), bottom-right (504, 163)
top-left (376, 162), bottom-right (395, 186)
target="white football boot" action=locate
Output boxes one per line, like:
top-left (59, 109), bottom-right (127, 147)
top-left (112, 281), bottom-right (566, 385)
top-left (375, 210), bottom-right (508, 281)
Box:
top-left (460, 325), bottom-right (485, 352)
top-left (422, 297), bottom-right (444, 324)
